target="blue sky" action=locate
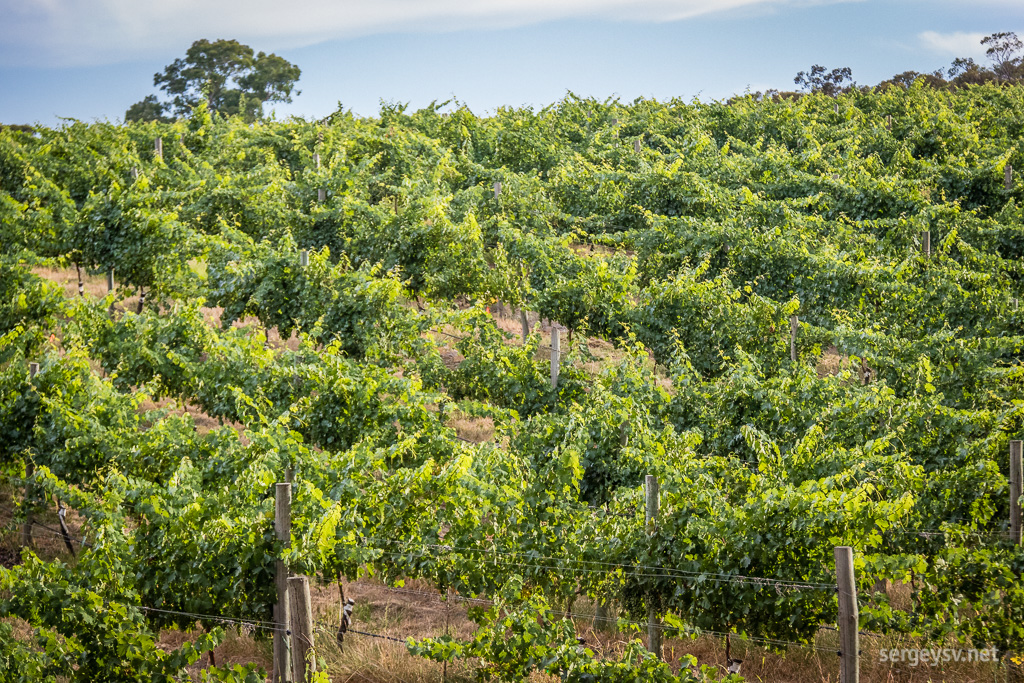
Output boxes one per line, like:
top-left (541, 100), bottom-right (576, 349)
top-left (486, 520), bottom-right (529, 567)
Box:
top-left (1, 0), bottom-right (1021, 125)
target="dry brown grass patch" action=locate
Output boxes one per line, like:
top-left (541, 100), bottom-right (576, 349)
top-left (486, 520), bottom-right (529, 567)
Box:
top-left (448, 416), bottom-right (495, 443)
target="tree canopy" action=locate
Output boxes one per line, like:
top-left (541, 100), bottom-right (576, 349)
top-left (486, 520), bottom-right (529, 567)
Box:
top-left (787, 32), bottom-right (1024, 100)
top-left (793, 65), bottom-right (853, 96)
top-left (125, 39), bottom-right (300, 122)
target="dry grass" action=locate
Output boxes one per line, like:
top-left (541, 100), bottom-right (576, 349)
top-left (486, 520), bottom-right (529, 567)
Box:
top-left (306, 582), bottom-right (1011, 683)
top-left (817, 346), bottom-right (845, 378)
top-left (32, 265), bottom-right (111, 300)
top-left (447, 415), bottom-right (495, 443)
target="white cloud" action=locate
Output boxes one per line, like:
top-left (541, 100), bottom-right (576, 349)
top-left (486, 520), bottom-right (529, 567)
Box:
top-left (918, 30), bottom-right (987, 59)
top-left (0, 0), bottom-right (851, 67)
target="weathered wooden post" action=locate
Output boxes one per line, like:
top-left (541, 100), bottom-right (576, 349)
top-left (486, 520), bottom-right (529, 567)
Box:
top-left (646, 474), bottom-right (662, 659)
top-left (790, 315), bottom-right (799, 362)
top-left (550, 327), bottom-right (560, 389)
top-left (835, 546), bottom-right (859, 683)
top-left (313, 154), bottom-right (326, 202)
top-left (1010, 440), bottom-right (1022, 546)
top-left (154, 137), bottom-right (163, 160)
top-left (274, 483), bottom-right (292, 682)
top-left (921, 230), bottom-right (931, 259)
top-left (57, 501), bottom-right (75, 556)
top-left (289, 575), bottom-right (316, 682)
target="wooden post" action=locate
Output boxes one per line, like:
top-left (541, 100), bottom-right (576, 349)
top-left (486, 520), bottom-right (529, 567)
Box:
top-left (834, 102), bottom-right (840, 114)
top-left (550, 327), bottom-right (560, 389)
top-left (1006, 164), bottom-right (1014, 191)
top-left (131, 167), bottom-right (139, 180)
top-left (494, 181), bottom-right (502, 198)
top-left (834, 546), bottom-right (859, 683)
top-left (313, 145), bottom-right (324, 205)
top-left (645, 474), bottom-right (662, 659)
top-left (76, 263), bottom-right (83, 297)
top-left (921, 230), bottom-right (931, 259)
top-left (634, 139), bottom-right (641, 153)
top-left (790, 315), bottom-right (799, 362)
top-left (106, 269), bottom-right (115, 315)
top-left (154, 137), bottom-right (162, 160)
top-left (1011, 440), bottom-right (1022, 546)
top-left (29, 362), bottom-right (39, 378)
top-left (886, 115), bottom-right (892, 130)
top-left (274, 483), bottom-right (293, 683)
top-left (289, 575), bottom-right (316, 682)
top-left (520, 309), bottom-right (529, 342)
top-left (299, 250), bottom-right (309, 268)
top-left (137, 287), bottom-right (145, 314)
top-left (57, 501), bottom-right (75, 556)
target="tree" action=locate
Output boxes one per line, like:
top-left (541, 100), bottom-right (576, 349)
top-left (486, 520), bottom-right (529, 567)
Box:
top-left (981, 31), bottom-right (1023, 82)
top-left (877, 70), bottom-right (946, 91)
top-left (793, 65), bottom-right (853, 96)
top-left (124, 95), bottom-right (172, 123)
top-left (124, 39), bottom-right (300, 121)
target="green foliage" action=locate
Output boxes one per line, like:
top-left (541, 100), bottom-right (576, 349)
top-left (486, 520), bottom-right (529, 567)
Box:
top-left (147, 39), bottom-right (301, 119)
top-left (3, 85), bottom-right (1024, 677)
top-left (0, 554), bottom-right (227, 682)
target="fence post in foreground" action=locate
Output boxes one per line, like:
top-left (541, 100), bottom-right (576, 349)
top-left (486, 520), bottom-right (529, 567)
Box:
top-left (646, 474), bottom-right (662, 659)
top-left (274, 483), bottom-right (293, 682)
top-left (289, 575), bottom-right (316, 682)
top-left (835, 546), bottom-right (859, 683)
top-left (1010, 440), bottom-right (1022, 546)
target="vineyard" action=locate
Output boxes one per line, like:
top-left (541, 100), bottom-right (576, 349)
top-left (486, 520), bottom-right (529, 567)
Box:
top-left (1, 82), bottom-right (1024, 682)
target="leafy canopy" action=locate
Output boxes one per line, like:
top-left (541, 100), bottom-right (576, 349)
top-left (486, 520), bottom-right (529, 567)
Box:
top-left (125, 39), bottom-right (300, 122)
